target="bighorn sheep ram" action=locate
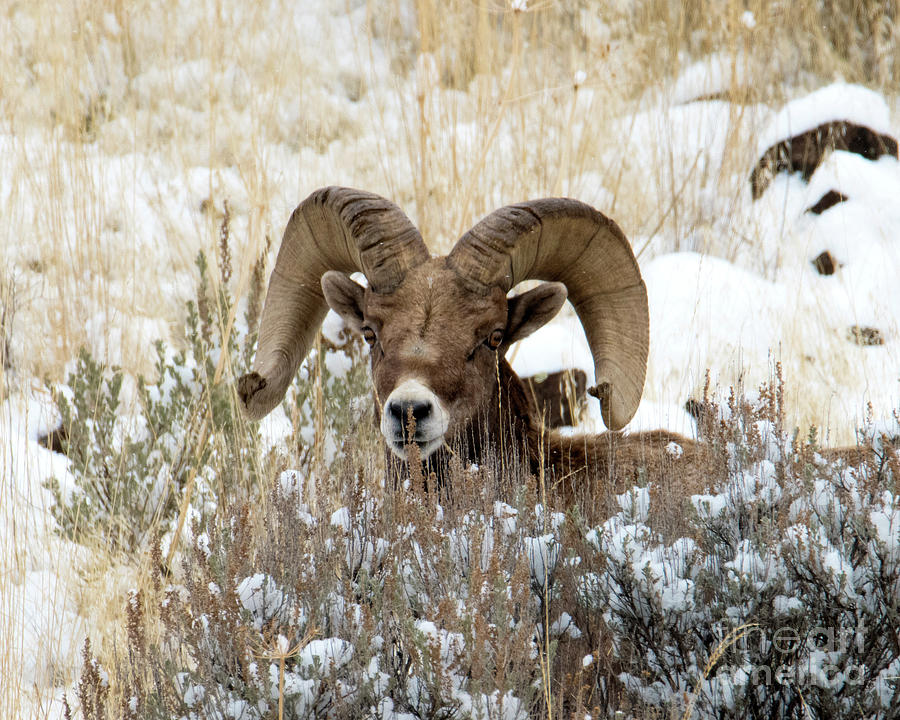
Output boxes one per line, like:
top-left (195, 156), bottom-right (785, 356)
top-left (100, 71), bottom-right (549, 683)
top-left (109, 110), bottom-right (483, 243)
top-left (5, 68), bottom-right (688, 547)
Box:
top-left (237, 186), bottom-right (708, 509)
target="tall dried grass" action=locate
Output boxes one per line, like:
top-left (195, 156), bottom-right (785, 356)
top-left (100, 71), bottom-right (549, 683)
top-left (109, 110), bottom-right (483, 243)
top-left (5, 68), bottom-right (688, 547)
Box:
top-left (1, 0), bottom-right (898, 717)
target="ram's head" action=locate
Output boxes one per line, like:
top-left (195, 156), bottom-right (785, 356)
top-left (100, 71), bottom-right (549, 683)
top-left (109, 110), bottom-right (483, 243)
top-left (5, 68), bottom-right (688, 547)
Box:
top-left (238, 187), bottom-right (648, 461)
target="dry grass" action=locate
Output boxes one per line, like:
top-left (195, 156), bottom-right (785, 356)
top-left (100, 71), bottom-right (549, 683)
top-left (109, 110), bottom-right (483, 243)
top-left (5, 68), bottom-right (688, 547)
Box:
top-left (66, 367), bottom-right (899, 718)
top-left (2, 0), bottom-right (896, 378)
top-left (1, 0), bottom-right (899, 717)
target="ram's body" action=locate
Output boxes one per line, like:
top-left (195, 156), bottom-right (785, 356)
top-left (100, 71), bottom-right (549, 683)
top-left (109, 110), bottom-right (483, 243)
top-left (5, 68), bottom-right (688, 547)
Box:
top-left (236, 188), bottom-right (719, 511)
top-left (409, 350), bottom-right (714, 514)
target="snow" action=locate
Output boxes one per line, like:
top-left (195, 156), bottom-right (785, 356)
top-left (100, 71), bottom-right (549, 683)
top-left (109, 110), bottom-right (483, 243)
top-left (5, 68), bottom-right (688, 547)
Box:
top-left (870, 499), bottom-right (900, 546)
top-left (643, 251), bottom-right (781, 399)
top-left (665, 441), bottom-right (684, 457)
top-left (508, 312), bottom-right (593, 378)
top-left (670, 53), bottom-right (754, 104)
top-left (330, 507), bottom-right (351, 531)
top-left (236, 574), bottom-right (293, 630)
top-left (757, 82), bottom-right (893, 155)
top-left (2, 0), bottom-right (900, 711)
top-left (0, 391), bottom-right (87, 705)
top-left (525, 534), bottom-right (559, 588)
top-left (258, 406), bottom-right (294, 454)
top-left (493, 501), bottom-right (518, 536)
top-left (324, 349), bottom-right (353, 380)
top-left (772, 595), bottom-right (804, 615)
top-left (183, 683), bottom-right (206, 707)
top-left (510, 81), bottom-right (900, 443)
top-left (297, 638), bottom-right (354, 672)
top-left (692, 493), bottom-right (728, 519)
top-left (617, 485), bottom-right (651, 523)
top-left (550, 611), bottom-right (582, 639)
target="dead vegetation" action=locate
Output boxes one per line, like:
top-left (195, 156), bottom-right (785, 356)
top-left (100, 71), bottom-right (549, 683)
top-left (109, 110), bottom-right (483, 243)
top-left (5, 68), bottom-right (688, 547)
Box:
top-left (4, 1), bottom-right (900, 718)
top-left (69, 359), bottom-right (900, 719)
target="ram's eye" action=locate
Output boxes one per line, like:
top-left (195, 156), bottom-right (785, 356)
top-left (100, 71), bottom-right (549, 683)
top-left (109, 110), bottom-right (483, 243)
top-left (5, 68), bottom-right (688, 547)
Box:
top-left (487, 329), bottom-right (504, 350)
top-left (361, 327), bottom-right (376, 346)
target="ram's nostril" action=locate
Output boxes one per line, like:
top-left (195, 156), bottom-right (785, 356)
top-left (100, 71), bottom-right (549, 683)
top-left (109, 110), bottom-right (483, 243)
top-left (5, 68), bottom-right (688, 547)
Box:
top-left (387, 400), bottom-right (433, 430)
top-left (412, 400), bottom-right (432, 423)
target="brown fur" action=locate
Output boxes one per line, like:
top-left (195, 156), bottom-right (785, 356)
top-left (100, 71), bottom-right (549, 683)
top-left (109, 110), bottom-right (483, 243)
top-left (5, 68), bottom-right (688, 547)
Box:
top-left (320, 256), bottom-right (720, 517)
top-left (522, 369), bottom-right (586, 428)
top-left (500, 358), bottom-right (714, 519)
top-left (362, 259), bottom-right (509, 440)
top-left (394, 350), bottom-right (713, 521)
top-left (317, 236), bottom-right (891, 522)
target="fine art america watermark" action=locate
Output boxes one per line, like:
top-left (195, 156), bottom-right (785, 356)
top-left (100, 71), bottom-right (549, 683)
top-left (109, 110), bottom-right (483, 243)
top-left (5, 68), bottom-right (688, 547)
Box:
top-left (707, 618), bottom-right (894, 688)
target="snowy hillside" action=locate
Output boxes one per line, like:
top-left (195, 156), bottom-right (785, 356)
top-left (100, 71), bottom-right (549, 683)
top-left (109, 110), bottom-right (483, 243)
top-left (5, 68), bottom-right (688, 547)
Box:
top-left (513, 80), bottom-right (900, 442)
top-left (1, 1), bottom-right (899, 718)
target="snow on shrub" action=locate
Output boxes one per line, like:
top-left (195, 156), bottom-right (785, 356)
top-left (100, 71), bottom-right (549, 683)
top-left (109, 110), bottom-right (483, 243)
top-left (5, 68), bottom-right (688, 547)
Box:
top-left (577, 417), bottom-right (899, 717)
top-left (79, 376), bottom-right (898, 719)
top-left (45, 232), bottom-right (370, 554)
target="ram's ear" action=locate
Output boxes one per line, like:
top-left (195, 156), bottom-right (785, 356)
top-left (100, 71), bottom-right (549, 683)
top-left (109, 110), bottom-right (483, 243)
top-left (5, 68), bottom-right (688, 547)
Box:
top-left (321, 271), bottom-right (366, 332)
top-left (505, 282), bottom-right (567, 344)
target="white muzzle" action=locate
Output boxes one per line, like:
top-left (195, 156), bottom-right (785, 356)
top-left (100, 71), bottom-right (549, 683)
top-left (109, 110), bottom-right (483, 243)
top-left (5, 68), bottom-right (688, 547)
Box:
top-left (380, 379), bottom-right (449, 460)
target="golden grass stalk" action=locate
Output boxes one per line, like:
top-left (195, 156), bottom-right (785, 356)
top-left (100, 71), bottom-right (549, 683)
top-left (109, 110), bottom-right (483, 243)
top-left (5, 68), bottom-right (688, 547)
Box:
top-left (680, 622), bottom-right (760, 720)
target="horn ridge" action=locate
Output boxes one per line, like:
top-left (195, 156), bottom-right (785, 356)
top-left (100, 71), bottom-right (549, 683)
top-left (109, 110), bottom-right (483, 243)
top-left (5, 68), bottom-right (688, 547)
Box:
top-left (239, 186), bottom-right (428, 420)
top-left (448, 197), bottom-right (648, 431)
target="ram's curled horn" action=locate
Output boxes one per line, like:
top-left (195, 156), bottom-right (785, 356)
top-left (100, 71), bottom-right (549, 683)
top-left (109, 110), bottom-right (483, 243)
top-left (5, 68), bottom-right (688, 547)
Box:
top-left (238, 186), bottom-right (430, 419)
top-left (446, 198), bottom-right (648, 431)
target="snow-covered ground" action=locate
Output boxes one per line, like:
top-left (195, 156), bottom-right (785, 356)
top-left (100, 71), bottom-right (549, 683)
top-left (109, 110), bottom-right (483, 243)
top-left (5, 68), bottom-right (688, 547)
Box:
top-left (513, 80), bottom-right (900, 442)
top-left (510, 81), bottom-right (900, 443)
top-left (1, 1), bottom-right (899, 716)
top-left (0, 393), bottom-right (85, 714)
